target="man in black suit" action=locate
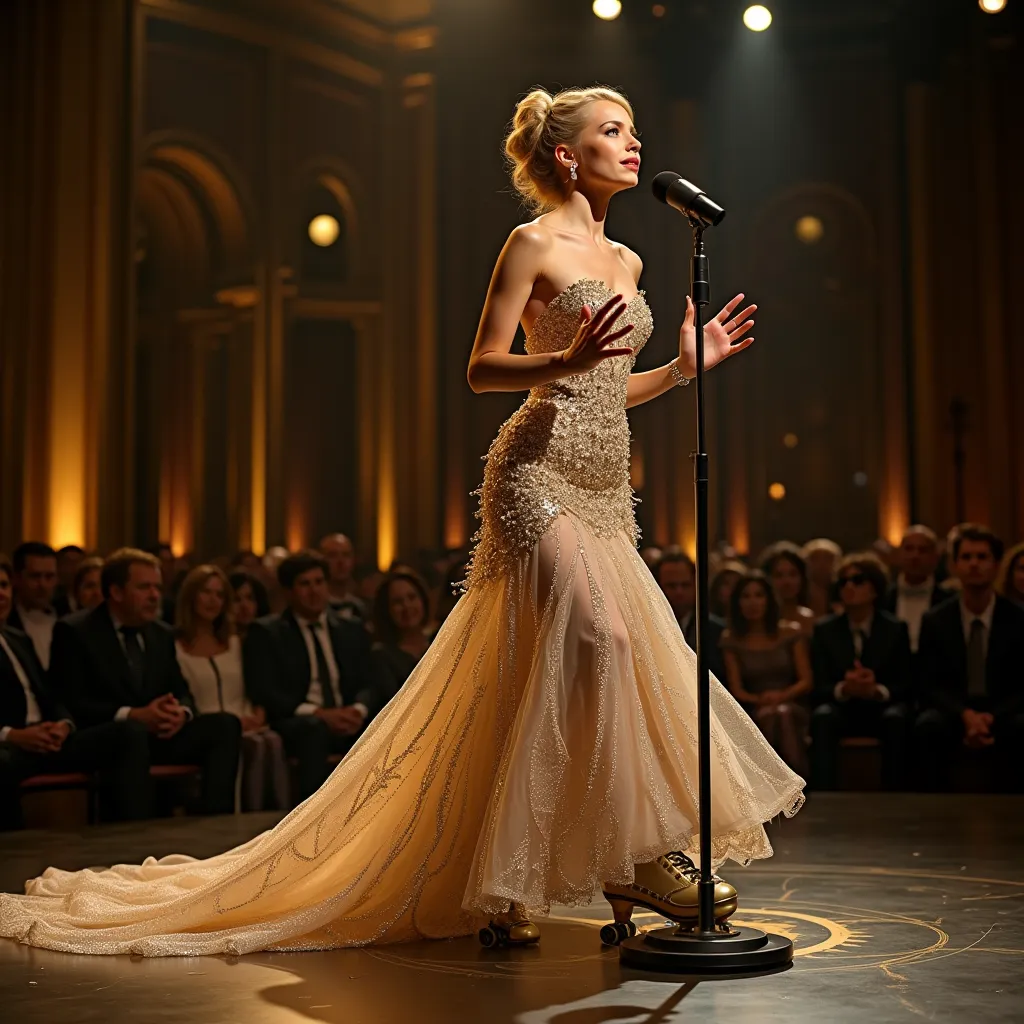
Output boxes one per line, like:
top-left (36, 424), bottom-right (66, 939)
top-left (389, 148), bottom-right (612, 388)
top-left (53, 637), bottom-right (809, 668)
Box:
top-left (0, 554), bottom-right (150, 828)
top-left (882, 525), bottom-right (952, 654)
top-left (653, 548), bottom-right (727, 683)
top-left (7, 541), bottom-right (60, 671)
top-left (810, 553), bottom-right (913, 790)
top-left (244, 550), bottom-right (386, 801)
top-left (50, 548), bottom-right (241, 815)
top-left (915, 525), bottom-right (1024, 792)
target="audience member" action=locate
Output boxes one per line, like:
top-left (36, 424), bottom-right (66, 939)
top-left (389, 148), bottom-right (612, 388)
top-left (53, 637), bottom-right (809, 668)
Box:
top-left (882, 525), bottom-right (951, 653)
top-left (319, 533), bottom-right (368, 622)
top-left (262, 545), bottom-right (290, 612)
top-left (638, 546), bottom-right (663, 570)
top-left (70, 557), bottom-right (105, 613)
top-left (653, 548), bottom-right (726, 682)
top-left (8, 542), bottom-right (60, 670)
top-left (760, 542), bottom-right (816, 637)
top-left (49, 548), bottom-right (241, 815)
top-left (244, 550), bottom-right (387, 801)
top-left (0, 555), bottom-right (150, 828)
top-left (709, 560), bottom-right (746, 621)
top-left (720, 571), bottom-right (812, 777)
top-left (371, 570), bottom-right (431, 699)
top-left (810, 552), bottom-right (913, 790)
top-left (915, 525), bottom-right (1024, 792)
top-left (228, 570), bottom-right (271, 638)
top-left (936, 524), bottom-right (966, 596)
top-left (801, 538), bottom-right (843, 619)
top-left (996, 541), bottom-right (1024, 611)
top-left (176, 566), bottom-right (287, 812)
top-left (53, 544), bottom-right (86, 615)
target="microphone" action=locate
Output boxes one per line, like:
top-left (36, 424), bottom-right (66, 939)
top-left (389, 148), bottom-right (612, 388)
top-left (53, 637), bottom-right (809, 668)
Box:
top-left (651, 171), bottom-right (725, 227)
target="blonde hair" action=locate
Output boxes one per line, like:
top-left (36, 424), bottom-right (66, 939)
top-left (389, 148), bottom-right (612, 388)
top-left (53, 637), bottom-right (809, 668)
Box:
top-left (504, 85), bottom-right (634, 212)
top-left (996, 541), bottom-right (1024, 602)
top-left (176, 565), bottom-right (235, 646)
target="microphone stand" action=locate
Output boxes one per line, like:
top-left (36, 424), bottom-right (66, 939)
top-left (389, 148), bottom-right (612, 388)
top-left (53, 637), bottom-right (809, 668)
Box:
top-left (616, 218), bottom-right (794, 973)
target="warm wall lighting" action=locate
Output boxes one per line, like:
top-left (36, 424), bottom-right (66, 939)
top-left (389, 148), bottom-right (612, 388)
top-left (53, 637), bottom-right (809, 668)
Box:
top-left (308, 214), bottom-right (340, 247)
top-left (783, 432), bottom-right (799, 448)
top-left (593, 0), bottom-right (622, 20)
top-left (795, 215), bottom-right (824, 244)
top-left (769, 482), bottom-right (786, 501)
top-left (979, 0), bottom-right (1006, 13)
top-left (743, 5), bottom-right (772, 31)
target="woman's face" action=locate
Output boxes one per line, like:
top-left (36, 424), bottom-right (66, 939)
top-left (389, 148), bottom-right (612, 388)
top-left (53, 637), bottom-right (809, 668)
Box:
top-left (388, 579), bottom-right (425, 633)
top-left (739, 582), bottom-right (768, 624)
top-left (770, 558), bottom-right (803, 602)
top-left (233, 582), bottom-right (257, 627)
top-left (75, 568), bottom-right (103, 610)
top-left (195, 575), bottom-right (225, 624)
top-left (0, 570), bottom-right (11, 624)
top-left (715, 570), bottom-right (741, 607)
top-left (1012, 556), bottom-right (1024, 598)
top-left (569, 101), bottom-right (641, 196)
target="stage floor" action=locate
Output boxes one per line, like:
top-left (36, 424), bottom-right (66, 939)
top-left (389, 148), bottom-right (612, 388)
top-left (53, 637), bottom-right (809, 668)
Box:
top-left (1, 793), bottom-right (1021, 1023)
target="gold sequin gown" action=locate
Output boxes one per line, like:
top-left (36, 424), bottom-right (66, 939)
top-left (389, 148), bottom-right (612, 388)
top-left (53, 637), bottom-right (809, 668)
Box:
top-left (0, 278), bottom-right (804, 956)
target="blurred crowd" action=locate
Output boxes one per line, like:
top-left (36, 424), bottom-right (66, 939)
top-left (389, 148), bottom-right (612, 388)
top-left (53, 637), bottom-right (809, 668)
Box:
top-left (1, 520), bottom-right (1022, 829)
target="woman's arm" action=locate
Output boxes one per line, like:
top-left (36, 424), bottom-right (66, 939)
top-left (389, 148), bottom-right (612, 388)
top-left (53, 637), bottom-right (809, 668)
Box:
top-left (782, 635), bottom-right (814, 701)
top-left (722, 647), bottom-right (760, 705)
top-left (626, 361), bottom-right (687, 409)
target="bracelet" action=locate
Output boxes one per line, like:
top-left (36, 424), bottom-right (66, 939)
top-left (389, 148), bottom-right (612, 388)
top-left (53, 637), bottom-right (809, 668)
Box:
top-left (669, 362), bottom-right (691, 387)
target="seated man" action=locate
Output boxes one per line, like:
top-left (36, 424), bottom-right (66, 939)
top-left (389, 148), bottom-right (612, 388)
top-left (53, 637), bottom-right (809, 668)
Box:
top-left (810, 553), bottom-right (913, 790)
top-left (50, 548), bottom-right (241, 815)
top-left (882, 525), bottom-right (952, 654)
top-left (7, 541), bottom-right (60, 669)
top-left (0, 555), bottom-right (151, 828)
top-left (244, 550), bottom-right (386, 802)
top-left (653, 548), bottom-right (727, 683)
top-left (915, 525), bottom-right (1024, 792)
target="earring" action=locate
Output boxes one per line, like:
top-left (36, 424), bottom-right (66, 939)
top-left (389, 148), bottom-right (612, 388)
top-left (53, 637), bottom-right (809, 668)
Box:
top-left (570, 161), bottom-right (578, 181)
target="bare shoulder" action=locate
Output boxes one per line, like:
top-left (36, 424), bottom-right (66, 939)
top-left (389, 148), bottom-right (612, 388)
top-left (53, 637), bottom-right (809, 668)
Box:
top-left (506, 220), bottom-right (556, 255)
top-left (612, 241), bottom-right (643, 283)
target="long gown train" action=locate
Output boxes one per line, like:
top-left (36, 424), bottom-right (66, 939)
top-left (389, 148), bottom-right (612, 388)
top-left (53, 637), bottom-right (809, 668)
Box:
top-left (0, 278), bottom-right (804, 956)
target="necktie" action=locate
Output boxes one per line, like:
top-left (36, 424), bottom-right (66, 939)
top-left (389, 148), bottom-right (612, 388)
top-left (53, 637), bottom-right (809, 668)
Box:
top-left (853, 628), bottom-right (866, 660)
top-left (309, 621), bottom-right (336, 708)
top-left (967, 618), bottom-right (986, 697)
top-left (121, 626), bottom-right (146, 691)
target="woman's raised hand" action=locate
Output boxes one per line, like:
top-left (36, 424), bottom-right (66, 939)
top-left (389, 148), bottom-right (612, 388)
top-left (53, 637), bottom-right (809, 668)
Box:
top-left (560, 294), bottom-right (635, 372)
top-left (678, 293), bottom-right (757, 377)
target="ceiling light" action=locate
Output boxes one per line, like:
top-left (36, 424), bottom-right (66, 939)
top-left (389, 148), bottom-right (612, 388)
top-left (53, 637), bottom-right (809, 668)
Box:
top-left (743, 5), bottom-right (772, 31)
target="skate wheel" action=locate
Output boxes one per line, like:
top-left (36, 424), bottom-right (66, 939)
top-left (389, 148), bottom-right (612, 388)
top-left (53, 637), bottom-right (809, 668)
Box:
top-left (625, 921), bottom-right (638, 938)
top-left (479, 926), bottom-right (498, 948)
top-left (600, 922), bottom-right (623, 946)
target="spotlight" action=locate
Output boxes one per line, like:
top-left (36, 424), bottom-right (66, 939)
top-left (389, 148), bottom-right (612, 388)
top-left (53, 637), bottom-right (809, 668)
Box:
top-left (593, 0), bottom-right (622, 20)
top-left (769, 482), bottom-right (786, 501)
top-left (795, 215), bottom-right (824, 244)
top-left (308, 214), bottom-right (339, 246)
top-left (979, 0), bottom-right (1006, 12)
top-left (743, 5), bottom-right (772, 31)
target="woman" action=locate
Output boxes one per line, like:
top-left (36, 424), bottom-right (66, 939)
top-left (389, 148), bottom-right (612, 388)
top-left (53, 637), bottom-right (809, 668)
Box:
top-left (761, 542), bottom-right (816, 637)
top-left (996, 541), bottom-right (1024, 610)
top-left (174, 566), bottom-right (288, 812)
top-left (228, 569), bottom-right (271, 638)
top-left (371, 570), bottom-right (432, 698)
top-left (801, 537), bottom-right (843, 618)
top-left (709, 559), bottom-right (747, 620)
top-left (70, 556), bottom-right (104, 612)
top-left (720, 572), bottom-right (813, 777)
top-left (0, 86), bottom-right (802, 956)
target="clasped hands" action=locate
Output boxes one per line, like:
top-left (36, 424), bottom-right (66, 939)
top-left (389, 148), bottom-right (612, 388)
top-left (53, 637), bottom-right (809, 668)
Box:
top-left (314, 705), bottom-right (366, 736)
top-left (7, 720), bottom-right (71, 753)
top-left (962, 709), bottom-right (995, 749)
top-left (130, 693), bottom-right (188, 738)
top-left (840, 661), bottom-right (882, 701)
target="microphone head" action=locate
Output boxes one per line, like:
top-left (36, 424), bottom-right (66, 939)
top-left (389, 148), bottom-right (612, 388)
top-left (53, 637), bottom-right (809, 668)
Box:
top-left (651, 170), bottom-right (680, 205)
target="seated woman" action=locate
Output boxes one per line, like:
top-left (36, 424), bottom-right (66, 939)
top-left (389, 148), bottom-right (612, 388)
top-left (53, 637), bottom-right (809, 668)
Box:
top-left (720, 570), bottom-right (813, 777)
top-left (175, 566), bottom-right (288, 811)
top-left (70, 556), bottom-right (104, 613)
top-left (371, 570), bottom-right (432, 699)
top-left (760, 542), bottom-right (816, 637)
top-left (228, 569), bottom-right (271, 638)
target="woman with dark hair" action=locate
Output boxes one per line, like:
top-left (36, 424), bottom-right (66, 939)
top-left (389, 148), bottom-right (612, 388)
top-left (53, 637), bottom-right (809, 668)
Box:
top-left (720, 571), bottom-right (813, 776)
top-left (708, 560), bottom-right (746, 620)
top-left (175, 566), bottom-right (287, 811)
top-left (228, 570), bottom-right (271, 638)
top-left (996, 542), bottom-right (1024, 611)
top-left (371, 570), bottom-right (432, 698)
top-left (761, 542), bottom-right (816, 636)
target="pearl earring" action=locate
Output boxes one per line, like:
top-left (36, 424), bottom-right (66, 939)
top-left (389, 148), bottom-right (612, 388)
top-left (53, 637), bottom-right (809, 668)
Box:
top-left (570, 161), bottom-right (578, 181)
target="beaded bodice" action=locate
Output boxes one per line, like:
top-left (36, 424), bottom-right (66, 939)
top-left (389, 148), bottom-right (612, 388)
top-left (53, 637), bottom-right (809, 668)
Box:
top-left (466, 278), bottom-right (654, 588)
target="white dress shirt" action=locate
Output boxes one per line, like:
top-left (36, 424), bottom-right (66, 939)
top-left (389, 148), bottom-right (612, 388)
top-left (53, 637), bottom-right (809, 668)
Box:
top-left (959, 593), bottom-right (996, 661)
top-left (894, 574), bottom-right (935, 652)
top-left (0, 632), bottom-right (43, 742)
top-left (294, 612), bottom-right (367, 721)
top-left (834, 613), bottom-right (891, 703)
top-left (176, 636), bottom-right (252, 718)
top-left (110, 614), bottom-right (192, 723)
top-left (15, 603), bottom-right (57, 670)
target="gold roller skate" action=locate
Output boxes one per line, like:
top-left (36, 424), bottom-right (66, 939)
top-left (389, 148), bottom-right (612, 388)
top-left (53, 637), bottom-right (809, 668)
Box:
top-left (478, 901), bottom-right (541, 948)
top-left (600, 851), bottom-right (738, 946)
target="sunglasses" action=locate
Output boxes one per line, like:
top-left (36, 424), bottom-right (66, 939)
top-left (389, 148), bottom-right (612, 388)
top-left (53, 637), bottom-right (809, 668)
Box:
top-left (840, 573), bottom-right (869, 586)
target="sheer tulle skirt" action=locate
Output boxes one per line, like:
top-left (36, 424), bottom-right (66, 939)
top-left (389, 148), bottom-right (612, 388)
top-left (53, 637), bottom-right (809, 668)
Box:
top-left (0, 513), bottom-right (803, 956)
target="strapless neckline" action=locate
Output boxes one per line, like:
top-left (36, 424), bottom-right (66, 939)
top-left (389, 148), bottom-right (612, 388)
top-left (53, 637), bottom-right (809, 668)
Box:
top-left (527, 277), bottom-right (648, 345)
